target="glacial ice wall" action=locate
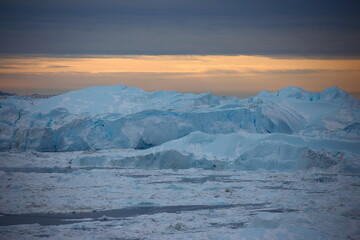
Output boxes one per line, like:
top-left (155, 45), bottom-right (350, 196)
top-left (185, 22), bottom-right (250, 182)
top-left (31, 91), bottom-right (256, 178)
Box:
top-left (0, 85), bottom-right (359, 172)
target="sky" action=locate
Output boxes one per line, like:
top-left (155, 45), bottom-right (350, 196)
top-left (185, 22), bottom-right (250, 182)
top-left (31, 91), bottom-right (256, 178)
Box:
top-left (0, 0), bottom-right (359, 98)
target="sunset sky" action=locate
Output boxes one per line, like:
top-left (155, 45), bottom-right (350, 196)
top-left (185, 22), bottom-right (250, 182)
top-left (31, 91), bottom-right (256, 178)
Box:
top-left (0, 0), bottom-right (359, 98)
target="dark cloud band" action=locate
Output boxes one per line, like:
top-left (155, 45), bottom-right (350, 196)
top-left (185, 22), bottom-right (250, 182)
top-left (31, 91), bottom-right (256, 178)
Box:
top-left (0, 0), bottom-right (359, 57)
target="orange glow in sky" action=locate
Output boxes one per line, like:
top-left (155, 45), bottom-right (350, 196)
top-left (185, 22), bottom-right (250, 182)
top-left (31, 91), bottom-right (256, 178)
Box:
top-left (0, 55), bottom-right (359, 98)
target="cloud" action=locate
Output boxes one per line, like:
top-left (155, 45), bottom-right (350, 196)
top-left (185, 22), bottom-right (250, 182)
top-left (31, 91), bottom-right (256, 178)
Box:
top-left (1, 65), bottom-right (359, 98)
top-left (46, 65), bottom-right (71, 68)
top-left (0, 0), bottom-right (359, 57)
top-left (0, 65), bottom-right (22, 69)
top-left (246, 69), bottom-right (360, 75)
top-left (0, 55), bottom-right (359, 99)
top-left (202, 69), bottom-right (360, 75)
top-left (204, 69), bottom-right (242, 75)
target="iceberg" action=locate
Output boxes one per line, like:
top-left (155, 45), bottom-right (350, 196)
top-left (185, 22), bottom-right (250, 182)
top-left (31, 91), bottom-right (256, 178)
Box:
top-left (0, 84), bottom-right (359, 172)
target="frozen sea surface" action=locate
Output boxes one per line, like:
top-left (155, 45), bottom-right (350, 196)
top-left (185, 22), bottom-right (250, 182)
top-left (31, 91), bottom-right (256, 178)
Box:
top-left (0, 153), bottom-right (359, 239)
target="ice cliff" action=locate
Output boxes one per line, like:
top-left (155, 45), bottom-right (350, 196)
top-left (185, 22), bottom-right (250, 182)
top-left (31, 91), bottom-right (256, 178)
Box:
top-left (0, 85), bottom-right (359, 172)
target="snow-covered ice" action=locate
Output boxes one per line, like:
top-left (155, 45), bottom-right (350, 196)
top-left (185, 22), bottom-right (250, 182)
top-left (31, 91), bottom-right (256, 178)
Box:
top-left (0, 85), bottom-right (359, 239)
top-left (0, 164), bottom-right (359, 239)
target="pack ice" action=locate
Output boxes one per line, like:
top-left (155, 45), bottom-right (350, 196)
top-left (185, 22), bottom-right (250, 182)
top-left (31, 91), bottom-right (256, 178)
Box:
top-left (0, 85), bottom-right (359, 172)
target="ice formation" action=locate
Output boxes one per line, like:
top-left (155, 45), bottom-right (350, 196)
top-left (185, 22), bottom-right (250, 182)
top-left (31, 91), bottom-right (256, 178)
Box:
top-left (0, 85), bottom-right (359, 172)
